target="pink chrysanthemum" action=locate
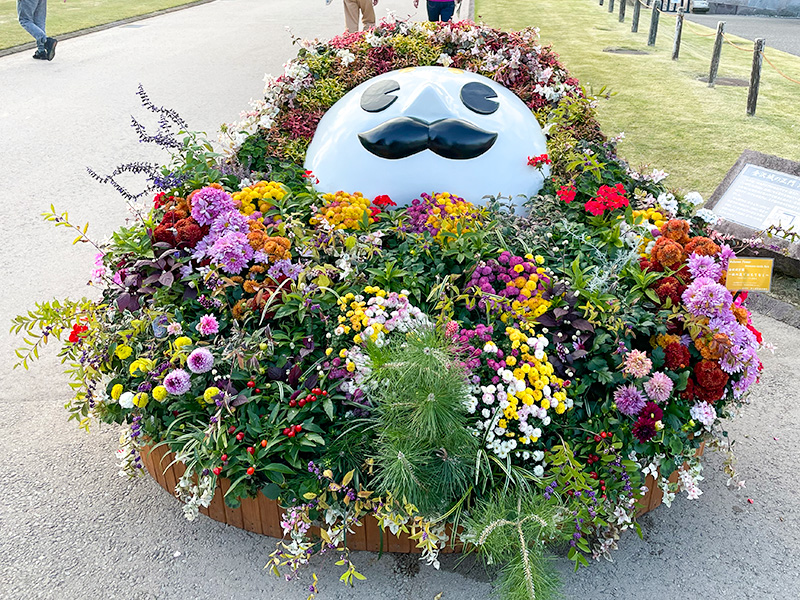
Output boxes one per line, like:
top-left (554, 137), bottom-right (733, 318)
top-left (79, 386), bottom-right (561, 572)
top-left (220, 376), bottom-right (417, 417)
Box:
top-left (163, 369), bottom-right (191, 395)
top-left (644, 371), bottom-right (673, 403)
top-left (622, 350), bottom-right (652, 379)
top-left (187, 347), bottom-right (214, 374)
top-left (190, 187), bottom-right (235, 226)
top-left (196, 314), bottom-right (219, 337)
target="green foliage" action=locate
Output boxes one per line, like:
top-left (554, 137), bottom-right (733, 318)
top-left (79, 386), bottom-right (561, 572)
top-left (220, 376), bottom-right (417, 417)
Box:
top-left (362, 328), bottom-right (478, 513)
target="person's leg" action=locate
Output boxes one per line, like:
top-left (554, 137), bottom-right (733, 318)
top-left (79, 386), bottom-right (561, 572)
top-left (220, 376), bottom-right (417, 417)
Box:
top-left (17, 0), bottom-right (47, 50)
top-left (33, 0), bottom-right (47, 35)
top-left (359, 0), bottom-right (375, 29)
top-left (343, 0), bottom-right (359, 32)
top-left (426, 0), bottom-right (439, 21)
top-left (439, 1), bottom-right (455, 21)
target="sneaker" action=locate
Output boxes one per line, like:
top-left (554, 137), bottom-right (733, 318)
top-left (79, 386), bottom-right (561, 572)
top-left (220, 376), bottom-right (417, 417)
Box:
top-left (33, 49), bottom-right (47, 60)
top-left (44, 37), bottom-right (57, 61)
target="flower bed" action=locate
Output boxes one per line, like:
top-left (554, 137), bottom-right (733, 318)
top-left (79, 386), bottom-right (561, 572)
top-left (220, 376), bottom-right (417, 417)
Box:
top-left (14, 18), bottom-right (764, 600)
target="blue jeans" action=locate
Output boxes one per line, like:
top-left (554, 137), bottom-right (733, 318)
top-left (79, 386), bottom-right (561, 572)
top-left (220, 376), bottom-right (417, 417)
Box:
top-left (427, 0), bottom-right (455, 22)
top-left (17, 0), bottom-right (47, 50)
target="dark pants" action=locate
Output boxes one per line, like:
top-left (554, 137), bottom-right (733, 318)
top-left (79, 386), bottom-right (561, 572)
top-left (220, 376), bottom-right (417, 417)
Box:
top-left (427, 0), bottom-right (455, 22)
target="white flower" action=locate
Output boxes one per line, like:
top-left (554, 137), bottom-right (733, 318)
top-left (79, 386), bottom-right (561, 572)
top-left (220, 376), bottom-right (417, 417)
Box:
top-left (119, 392), bottom-right (134, 409)
top-left (436, 53), bottom-right (453, 67)
top-left (336, 48), bottom-right (355, 66)
top-left (657, 192), bottom-right (678, 215)
top-left (685, 191), bottom-right (704, 206)
top-left (533, 450), bottom-right (545, 462)
top-left (533, 465), bottom-right (544, 477)
top-left (695, 208), bottom-right (719, 224)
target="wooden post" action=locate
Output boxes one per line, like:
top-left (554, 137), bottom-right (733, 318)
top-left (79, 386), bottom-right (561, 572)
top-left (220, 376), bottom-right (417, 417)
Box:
top-left (672, 8), bottom-right (684, 60)
top-left (708, 21), bottom-right (726, 87)
top-left (609, 0), bottom-right (615, 13)
top-left (632, 0), bottom-right (642, 32)
top-left (647, 0), bottom-right (661, 46)
top-left (747, 38), bottom-right (766, 116)
top-left (619, 0), bottom-right (627, 22)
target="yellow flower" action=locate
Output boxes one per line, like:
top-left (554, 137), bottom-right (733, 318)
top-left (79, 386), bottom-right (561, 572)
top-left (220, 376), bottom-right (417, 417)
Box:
top-left (111, 384), bottom-right (123, 400)
top-left (540, 398), bottom-right (550, 410)
top-left (346, 361), bottom-right (356, 372)
top-left (534, 255), bottom-right (545, 264)
top-left (203, 386), bottom-right (221, 403)
top-left (129, 358), bottom-right (154, 376)
top-left (174, 336), bottom-right (192, 350)
top-left (339, 349), bottom-right (348, 359)
top-left (115, 345), bottom-right (132, 360)
top-left (152, 386), bottom-right (168, 402)
top-left (133, 392), bottom-right (149, 408)
top-left (325, 348), bottom-right (333, 356)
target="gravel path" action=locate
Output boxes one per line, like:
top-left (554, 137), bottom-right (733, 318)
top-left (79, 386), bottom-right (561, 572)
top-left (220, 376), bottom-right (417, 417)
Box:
top-left (1, 1), bottom-right (799, 598)
top-left (687, 14), bottom-right (800, 56)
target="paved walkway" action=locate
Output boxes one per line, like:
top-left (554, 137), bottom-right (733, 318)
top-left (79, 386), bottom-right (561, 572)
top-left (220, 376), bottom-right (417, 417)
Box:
top-left (1, 1), bottom-right (799, 598)
top-left (687, 14), bottom-right (800, 56)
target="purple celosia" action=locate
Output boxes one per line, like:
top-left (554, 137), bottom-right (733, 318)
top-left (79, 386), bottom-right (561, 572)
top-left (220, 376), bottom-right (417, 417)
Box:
top-left (209, 231), bottom-right (254, 274)
top-left (687, 252), bottom-right (722, 282)
top-left (190, 187), bottom-right (235, 226)
top-left (187, 347), bottom-right (214, 373)
top-left (682, 277), bottom-right (733, 318)
top-left (643, 371), bottom-right (673, 403)
top-left (196, 314), bottom-right (219, 336)
top-left (163, 369), bottom-right (191, 395)
top-left (614, 384), bottom-right (647, 416)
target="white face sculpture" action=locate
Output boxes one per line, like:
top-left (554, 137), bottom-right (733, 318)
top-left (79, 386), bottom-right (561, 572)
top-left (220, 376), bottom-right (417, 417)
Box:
top-left (304, 67), bottom-right (549, 210)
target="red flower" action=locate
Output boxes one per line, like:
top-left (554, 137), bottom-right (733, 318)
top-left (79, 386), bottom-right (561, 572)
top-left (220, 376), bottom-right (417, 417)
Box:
top-left (68, 324), bottom-right (88, 343)
top-left (640, 402), bottom-right (663, 422)
top-left (632, 416), bottom-right (657, 443)
top-left (664, 342), bottom-right (691, 371)
top-left (527, 153), bottom-right (551, 168)
top-left (694, 360), bottom-right (729, 390)
top-left (680, 378), bottom-right (696, 400)
top-left (746, 323), bottom-right (762, 344)
top-left (373, 194), bottom-right (397, 208)
top-left (556, 184), bottom-right (576, 204)
top-left (584, 183), bottom-right (628, 216)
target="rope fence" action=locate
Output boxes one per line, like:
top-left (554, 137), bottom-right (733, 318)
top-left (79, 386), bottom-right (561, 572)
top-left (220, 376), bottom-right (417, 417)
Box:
top-left (590, 0), bottom-right (800, 115)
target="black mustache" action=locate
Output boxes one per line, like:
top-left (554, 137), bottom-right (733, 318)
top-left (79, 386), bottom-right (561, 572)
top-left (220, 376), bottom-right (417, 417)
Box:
top-left (358, 117), bottom-right (498, 160)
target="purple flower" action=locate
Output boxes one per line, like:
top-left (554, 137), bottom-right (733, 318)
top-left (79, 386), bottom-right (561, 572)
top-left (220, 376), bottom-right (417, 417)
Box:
top-left (687, 253), bottom-right (722, 282)
top-left (209, 231), bottom-right (253, 274)
top-left (267, 259), bottom-right (303, 281)
top-left (614, 384), bottom-right (646, 416)
top-left (196, 314), bottom-right (219, 336)
top-left (210, 210), bottom-right (250, 238)
top-left (164, 369), bottom-right (191, 395)
top-left (682, 277), bottom-right (733, 318)
top-left (190, 187), bottom-right (234, 226)
top-left (643, 372), bottom-right (673, 403)
top-left (187, 347), bottom-right (214, 373)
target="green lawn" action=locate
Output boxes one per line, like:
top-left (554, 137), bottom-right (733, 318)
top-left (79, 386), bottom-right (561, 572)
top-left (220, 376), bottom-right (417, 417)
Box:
top-left (476, 0), bottom-right (800, 196)
top-left (0, 0), bottom-right (204, 50)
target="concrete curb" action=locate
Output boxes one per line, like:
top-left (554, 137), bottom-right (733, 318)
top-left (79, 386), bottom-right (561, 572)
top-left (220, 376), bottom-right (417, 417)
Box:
top-left (0, 0), bottom-right (216, 59)
top-left (749, 293), bottom-right (800, 329)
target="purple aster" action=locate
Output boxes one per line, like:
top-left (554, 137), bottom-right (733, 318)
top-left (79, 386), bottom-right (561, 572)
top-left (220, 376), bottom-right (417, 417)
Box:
top-left (163, 369), bottom-right (191, 395)
top-left (209, 231), bottom-right (254, 274)
top-left (718, 244), bottom-right (735, 269)
top-left (268, 259), bottom-right (303, 281)
top-left (209, 210), bottom-right (250, 238)
top-left (190, 187), bottom-right (235, 226)
top-left (687, 253), bottom-right (723, 282)
top-left (682, 277), bottom-right (733, 318)
top-left (643, 372), bottom-right (673, 403)
top-left (187, 347), bottom-right (214, 373)
top-left (614, 384), bottom-right (647, 416)
top-left (196, 314), bottom-right (219, 336)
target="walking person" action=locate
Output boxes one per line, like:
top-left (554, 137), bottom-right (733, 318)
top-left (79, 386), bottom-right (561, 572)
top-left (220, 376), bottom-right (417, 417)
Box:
top-left (414, 0), bottom-right (459, 22)
top-left (18, 0), bottom-right (57, 60)
top-left (342, 0), bottom-right (378, 32)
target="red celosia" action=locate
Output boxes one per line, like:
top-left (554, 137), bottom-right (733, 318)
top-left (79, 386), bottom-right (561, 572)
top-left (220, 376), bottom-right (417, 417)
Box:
top-left (556, 184), bottom-right (577, 204)
top-left (68, 324), bottom-right (88, 343)
top-left (174, 218), bottom-right (203, 248)
top-left (584, 183), bottom-right (628, 216)
top-left (652, 276), bottom-right (685, 305)
top-left (664, 342), bottom-right (691, 371)
top-left (680, 378), bottom-right (696, 400)
top-left (527, 154), bottom-right (551, 168)
top-left (695, 384), bottom-right (726, 403)
top-left (694, 360), bottom-right (729, 390)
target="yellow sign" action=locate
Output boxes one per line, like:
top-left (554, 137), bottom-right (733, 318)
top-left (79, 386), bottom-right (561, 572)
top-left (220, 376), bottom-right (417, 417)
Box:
top-left (726, 257), bottom-right (773, 292)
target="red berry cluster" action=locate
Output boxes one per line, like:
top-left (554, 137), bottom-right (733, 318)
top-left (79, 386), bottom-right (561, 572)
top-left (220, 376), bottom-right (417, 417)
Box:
top-left (283, 424), bottom-right (302, 437)
top-left (289, 387), bottom-right (327, 408)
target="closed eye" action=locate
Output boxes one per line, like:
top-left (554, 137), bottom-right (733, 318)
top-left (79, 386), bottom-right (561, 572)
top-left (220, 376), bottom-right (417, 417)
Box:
top-left (360, 80), bottom-right (400, 112)
top-left (460, 82), bottom-right (499, 115)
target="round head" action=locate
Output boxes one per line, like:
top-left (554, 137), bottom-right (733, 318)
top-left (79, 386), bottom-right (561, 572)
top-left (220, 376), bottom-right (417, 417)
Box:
top-left (304, 67), bottom-right (549, 209)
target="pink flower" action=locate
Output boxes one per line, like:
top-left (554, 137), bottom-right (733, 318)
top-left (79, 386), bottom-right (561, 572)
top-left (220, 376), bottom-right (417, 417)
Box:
top-left (196, 314), bottom-right (219, 336)
top-left (622, 350), bottom-right (652, 378)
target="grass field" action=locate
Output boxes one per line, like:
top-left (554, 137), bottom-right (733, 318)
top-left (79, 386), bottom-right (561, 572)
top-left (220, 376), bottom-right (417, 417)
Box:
top-left (476, 0), bottom-right (800, 196)
top-left (0, 0), bottom-right (203, 50)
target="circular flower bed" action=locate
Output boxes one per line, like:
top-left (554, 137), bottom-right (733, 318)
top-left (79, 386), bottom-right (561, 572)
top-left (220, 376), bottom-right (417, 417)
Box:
top-left (15, 19), bottom-right (764, 600)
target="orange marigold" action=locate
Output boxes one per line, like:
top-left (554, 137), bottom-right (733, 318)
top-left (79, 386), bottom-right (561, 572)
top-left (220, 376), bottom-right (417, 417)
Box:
top-left (661, 219), bottom-right (691, 245)
top-left (684, 236), bottom-right (720, 257)
top-left (651, 237), bottom-right (686, 269)
top-left (731, 304), bottom-right (749, 325)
